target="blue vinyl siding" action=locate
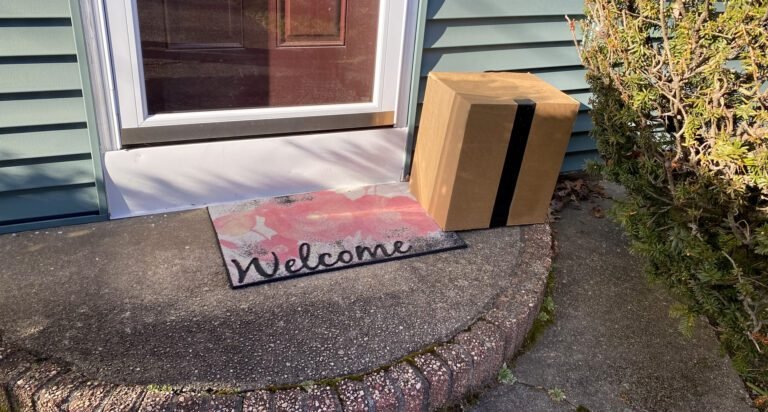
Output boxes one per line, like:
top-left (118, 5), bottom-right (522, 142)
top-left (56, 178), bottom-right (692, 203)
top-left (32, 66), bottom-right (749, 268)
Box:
top-left (0, 0), bottom-right (107, 233)
top-left (407, 0), bottom-right (599, 175)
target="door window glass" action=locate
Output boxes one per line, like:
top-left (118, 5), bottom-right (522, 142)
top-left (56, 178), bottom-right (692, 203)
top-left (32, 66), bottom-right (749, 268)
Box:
top-left (136, 0), bottom-right (379, 114)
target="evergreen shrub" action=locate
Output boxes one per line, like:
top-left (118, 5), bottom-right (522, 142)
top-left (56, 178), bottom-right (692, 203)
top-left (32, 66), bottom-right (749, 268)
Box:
top-left (577, 0), bottom-right (768, 394)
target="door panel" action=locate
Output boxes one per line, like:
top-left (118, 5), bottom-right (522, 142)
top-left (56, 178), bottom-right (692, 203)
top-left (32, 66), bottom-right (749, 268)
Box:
top-left (164, 0), bottom-right (245, 49)
top-left (278, 0), bottom-right (346, 46)
top-left (136, 0), bottom-right (378, 114)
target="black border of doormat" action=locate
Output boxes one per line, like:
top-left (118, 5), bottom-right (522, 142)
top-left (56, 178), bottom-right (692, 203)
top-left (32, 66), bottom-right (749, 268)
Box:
top-left (205, 212), bottom-right (467, 289)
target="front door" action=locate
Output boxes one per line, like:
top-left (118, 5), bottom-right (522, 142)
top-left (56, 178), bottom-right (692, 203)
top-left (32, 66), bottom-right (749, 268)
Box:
top-left (104, 0), bottom-right (407, 146)
top-left (137, 0), bottom-right (379, 114)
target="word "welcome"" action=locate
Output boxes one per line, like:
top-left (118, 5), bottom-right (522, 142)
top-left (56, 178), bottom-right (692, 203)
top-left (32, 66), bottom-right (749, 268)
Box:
top-left (233, 241), bottom-right (413, 283)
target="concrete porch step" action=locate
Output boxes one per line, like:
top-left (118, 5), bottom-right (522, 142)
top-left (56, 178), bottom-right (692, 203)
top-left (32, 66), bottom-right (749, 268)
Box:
top-left (0, 209), bottom-right (552, 411)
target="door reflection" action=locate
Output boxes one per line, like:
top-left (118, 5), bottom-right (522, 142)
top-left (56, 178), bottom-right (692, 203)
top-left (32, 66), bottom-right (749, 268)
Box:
top-left (136, 0), bottom-right (378, 115)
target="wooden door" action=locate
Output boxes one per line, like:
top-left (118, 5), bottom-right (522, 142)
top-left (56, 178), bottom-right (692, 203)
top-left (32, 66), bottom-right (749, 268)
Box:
top-left (137, 0), bottom-right (379, 114)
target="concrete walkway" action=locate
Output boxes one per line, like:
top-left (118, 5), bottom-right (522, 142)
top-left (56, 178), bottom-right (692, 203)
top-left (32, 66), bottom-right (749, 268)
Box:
top-left (471, 191), bottom-right (755, 411)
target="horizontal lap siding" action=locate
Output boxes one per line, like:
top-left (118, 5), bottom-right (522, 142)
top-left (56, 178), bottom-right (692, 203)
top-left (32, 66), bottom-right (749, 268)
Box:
top-left (426, 1), bottom-right (585, 19)
top-left (0, 158), bottom-right (98, 192)
top-left (0, 0), bottom-right (73, 18)
top-left (0, 127), bottom-right (92, 160)
top-left (411, 0), bottom-right (598, 174)
top-left (0, 25), bottom-right (78, 56)
top-left (1, 186), bottom-right (100, 222)
top-left (0, 0), bottom-right (106, 232)
top-left (0, 96), bottom-right (87, 128)
top-left (0, 61), bottom-right (82, 93)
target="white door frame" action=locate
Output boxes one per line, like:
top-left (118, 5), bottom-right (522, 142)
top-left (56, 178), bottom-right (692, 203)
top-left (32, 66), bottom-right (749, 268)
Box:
top-left (103, 0), bottom-right (412, 141)
top-left (77, 0), bottom-right (419, 218)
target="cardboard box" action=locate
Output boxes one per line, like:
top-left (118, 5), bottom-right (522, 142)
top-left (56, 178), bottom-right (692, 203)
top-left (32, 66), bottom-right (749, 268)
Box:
top-left (409, 72), bottom-right (580, 231)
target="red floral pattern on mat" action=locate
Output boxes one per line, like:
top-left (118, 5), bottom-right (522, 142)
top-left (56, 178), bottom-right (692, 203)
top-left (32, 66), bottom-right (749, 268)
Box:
top-left (212, 188), bottom-right (439, 261)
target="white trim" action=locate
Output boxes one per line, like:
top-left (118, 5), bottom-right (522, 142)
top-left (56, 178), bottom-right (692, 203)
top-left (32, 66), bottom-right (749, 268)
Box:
top-left (79, 0), bottom-right (121, 152)
top-left (104, 0), bottom-right (409, 134)
top-left (141, 102), bottom-right (385, 127)
top-left (395, 0), bottom-right (419, 127)
top-left (104, 128), bottom-right (408, 218)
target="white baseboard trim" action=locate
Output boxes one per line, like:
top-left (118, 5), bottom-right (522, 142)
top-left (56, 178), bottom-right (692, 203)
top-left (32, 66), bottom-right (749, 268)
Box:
top-left (104, 128), bottom-right (407, 218)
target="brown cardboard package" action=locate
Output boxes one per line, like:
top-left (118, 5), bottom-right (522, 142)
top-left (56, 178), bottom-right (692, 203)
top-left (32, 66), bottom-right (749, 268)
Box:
top-left (409, 72), bottom-right (580, 231)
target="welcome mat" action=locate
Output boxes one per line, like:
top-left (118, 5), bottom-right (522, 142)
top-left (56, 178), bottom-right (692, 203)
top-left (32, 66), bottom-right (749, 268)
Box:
top-left (209, 183), bottom-right (466, 288)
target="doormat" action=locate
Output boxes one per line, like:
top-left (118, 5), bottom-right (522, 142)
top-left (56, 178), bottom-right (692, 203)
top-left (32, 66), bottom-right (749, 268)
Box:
top-left (208, 183), bottom-right (466, 288)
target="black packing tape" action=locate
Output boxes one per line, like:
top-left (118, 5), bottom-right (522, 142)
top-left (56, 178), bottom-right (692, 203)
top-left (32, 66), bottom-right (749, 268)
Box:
top-left (490, 99), bottom-right (536, 228)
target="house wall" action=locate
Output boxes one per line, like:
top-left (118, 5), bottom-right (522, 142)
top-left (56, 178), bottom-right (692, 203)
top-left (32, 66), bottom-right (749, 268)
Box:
top-left (407, 0), bottom-right (598, 174)
top-left (1, 0), bottom-right (598, 232)
top-left (0, 0), bottom-right (107, 233)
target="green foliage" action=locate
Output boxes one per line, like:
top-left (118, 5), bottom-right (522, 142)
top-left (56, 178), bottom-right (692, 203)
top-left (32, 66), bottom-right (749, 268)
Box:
top-left (212, 387), bottom-right (240, 395)
top-left (537, 296), bottom-right (556, 323)
top-left (578, 0), bottom-right (768, 395)
top-left (523, 272), bottom-right (557, 350)
top-left (669, 302), bottom-right (697, 337)
top-left (299, 380), bottom-right (315, 392)
top-left (497, 363), bottom-right (517, 385)
top-left (547, 387), bottom-right (567, 402)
